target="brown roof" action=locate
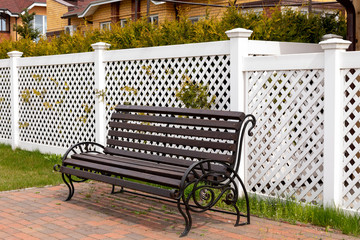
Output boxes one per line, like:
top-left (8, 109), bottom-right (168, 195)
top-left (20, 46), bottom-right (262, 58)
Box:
top-left (0, 0), bottom-right (46, 15)
top-left (238, 0), bottom-right (343, 9)
top-left (62, 0), bottom-right (120, 18)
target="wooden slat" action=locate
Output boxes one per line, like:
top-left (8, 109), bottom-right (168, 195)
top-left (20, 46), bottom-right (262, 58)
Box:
top-left (71, 152), bottom-right (225, 176)
top-left (107, 139), bottom-right (232, 162)
top-left (111, 113), bottom-right (241, 130)
top-left (104, 147), bottom-right (195, 167)
top-left (93, 150), bottom-right (227, 173)
top-left (108, 130), bottom-right (236, 151)
top-left (60, 167), bottom-right (178, 198)
top-left (108, 121), bottom-right (238, 141)
top-left (74, 153), bottom-right (189, 173)
top-left (63, 159), bottom-right (181, 187)
top-left (68, 154), bottom-right (186, 179)
top-left (115, 105), bottom-right (245, 120)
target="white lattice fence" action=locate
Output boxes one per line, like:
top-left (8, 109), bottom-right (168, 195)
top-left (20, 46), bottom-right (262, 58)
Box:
top-left (104, 55), bottom-right (230, 122)
top-left (0, 67), bottom-right (11, 141)
top-left (343, 68), bottom-right (360, 212)
top-left (247, 69), bottom-right (324, 204)
top-left (17, 63), bottom-right (96, 148)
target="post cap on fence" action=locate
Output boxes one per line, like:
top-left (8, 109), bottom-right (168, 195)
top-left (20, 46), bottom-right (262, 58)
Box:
top-left (7, 51), bottom-right (23, 58)
top-left (321, 34), bottom-right (343, 41)
top-left (225, 28), bottom-right (253, 39)
top-left (319, 38), bottom-right (351, 51)
top-left (91, 42), bottom-right (111, 51)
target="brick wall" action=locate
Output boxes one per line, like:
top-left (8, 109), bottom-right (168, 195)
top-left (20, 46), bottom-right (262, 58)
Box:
top-left (9, 17), bottom-right (17, 41)
top-left (47, 0), bottom-right (69, 33)
top-left (65, 0), bottom-right (230, 31)
top-left (92, 4), bottom-right (112, 28)
top-left (29, 6), bottom-right (47, 16)
top-left (0, 32), bottom-right (10, 41)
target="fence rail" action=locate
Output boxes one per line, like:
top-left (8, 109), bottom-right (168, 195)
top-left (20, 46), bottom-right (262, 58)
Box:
top-left (0, 28), bottom-right (359, 213)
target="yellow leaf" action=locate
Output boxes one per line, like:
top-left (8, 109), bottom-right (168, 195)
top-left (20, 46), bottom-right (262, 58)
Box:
top-left (50, 77), bottom-right (59, 86)
top-left (33, 89), bottom-right (41, 96)
top-left (64, 82), bottom-right (70, 91)
top-left (19, 122), bottom-right (29, 128)
top-left (43, 102), bottom-right (53, 110)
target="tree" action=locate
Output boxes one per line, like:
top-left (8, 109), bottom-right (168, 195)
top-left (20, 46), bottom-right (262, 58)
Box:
top-left (13, 9), bottom-right (41, 40)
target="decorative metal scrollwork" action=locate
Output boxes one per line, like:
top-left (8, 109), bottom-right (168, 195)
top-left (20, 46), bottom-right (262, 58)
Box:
top-left (55, 142), bottom-right (105, 201)
top-left (61, 141), bottom-right (105, 162)
top-left (177, 159), bottom-right (251, 237)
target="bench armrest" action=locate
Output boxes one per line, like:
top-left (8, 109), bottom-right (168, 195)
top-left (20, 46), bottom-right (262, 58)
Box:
top-left (53, 142), bottom-right (105, 172)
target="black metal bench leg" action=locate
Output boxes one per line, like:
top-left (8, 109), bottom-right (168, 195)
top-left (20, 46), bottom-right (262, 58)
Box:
top-left (177, 198), bottom-right (192, 237)
top-left (230, 174), bottom-right (250, 226)
top-left (238, 177), bottom-right (251, 225)
top-left (111, 185), bottom-right (124, 194)
top-left (62, 173), bottom-right (75, 201)
top-left (233, 200), bottom-right (241, 226)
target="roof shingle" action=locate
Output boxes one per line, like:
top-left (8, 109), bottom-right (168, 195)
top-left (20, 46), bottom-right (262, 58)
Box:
top-left (0, 0), bottom-right (46, 15)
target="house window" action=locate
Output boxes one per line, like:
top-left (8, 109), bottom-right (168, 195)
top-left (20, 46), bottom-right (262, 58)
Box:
top-left (0, 13), bottom-right (10, 32)
top-left (149, 15), bottom-right (159, 25)
top-left (189, 16), bottom-right (201, 24)
top-left (33, 15), bottom-right (47, 35)
top-left (240, 8), bottom-right (263, 16)
top-left (120, 19), bottom-right (127, 28)
top-left (100, 21), bottom-right (111, 31)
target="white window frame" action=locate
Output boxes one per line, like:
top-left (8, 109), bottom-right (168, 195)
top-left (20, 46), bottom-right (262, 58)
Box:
top-left (100, 21), bottom-right (111, 31)
top-left (149, 15), bottom-right (159, 24)
top-left (189, 16), bottom-right (201, 24)
top-left (120, 19), bottom-right (127, 28)
top-left (240, 8), bottom-right (263, 16)
top-left (0, 13), bottom-right (10, 32)
top-left (32, 15), bottom-right (47, 35)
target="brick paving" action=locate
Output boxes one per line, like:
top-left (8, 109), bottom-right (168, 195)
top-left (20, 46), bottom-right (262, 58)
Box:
top-left (0, 182), bottom-right (358, 240)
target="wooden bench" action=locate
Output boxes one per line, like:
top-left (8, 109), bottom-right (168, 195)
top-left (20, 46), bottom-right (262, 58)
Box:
top-left (54, 105), bottom-right (256, 237)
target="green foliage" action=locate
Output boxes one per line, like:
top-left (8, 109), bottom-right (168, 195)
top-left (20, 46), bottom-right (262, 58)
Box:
top-left (236, 195), bottom-right (360, 237)
top-left (176, 75), bottom-right (215, 109)
top-left (13, 9), bottom-right (41, 41)
top-left (0, 7), bottom-right (347, 59)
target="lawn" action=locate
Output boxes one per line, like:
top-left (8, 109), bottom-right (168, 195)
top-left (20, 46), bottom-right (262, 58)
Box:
top-left (0, 144), bottom-right (62, 191)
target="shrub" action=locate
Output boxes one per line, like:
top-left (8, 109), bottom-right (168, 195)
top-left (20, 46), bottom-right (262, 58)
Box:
top-left (0, 7), bottom-right (346, 59)
top-left (176, 75), bottom-right (216, 109)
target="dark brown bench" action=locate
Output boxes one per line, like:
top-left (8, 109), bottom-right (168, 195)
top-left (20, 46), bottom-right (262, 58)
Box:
top-left (54, 105), bottom-right (255, 237)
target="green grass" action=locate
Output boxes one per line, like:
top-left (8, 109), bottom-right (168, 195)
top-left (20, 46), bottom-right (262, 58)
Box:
top-left (184, 183), bottom-right (360, 237)
top-left (0, 144), bottom-right (63, 191)
top-left (235, 195), bottom-right (360, 237)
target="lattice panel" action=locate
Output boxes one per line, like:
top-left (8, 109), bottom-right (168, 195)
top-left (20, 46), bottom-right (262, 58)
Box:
top-left (18, 63), bottom-right (96, 148)
top-left (343, 69), bottom-right (360, 211)
top-left (0, 67), bottom-right (11, 141)
top-left (104, 55), bottom-right (230, 123)
top-left (247, 69), bottom-right (324, 204)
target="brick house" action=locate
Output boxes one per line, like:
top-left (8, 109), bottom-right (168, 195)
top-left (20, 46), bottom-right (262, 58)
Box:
top-left (0, 0), bottom-right (47, 41)
top-left (46, 0), bottom-right (344, 37)
top-left (46, 0), bottom-right (231, 36)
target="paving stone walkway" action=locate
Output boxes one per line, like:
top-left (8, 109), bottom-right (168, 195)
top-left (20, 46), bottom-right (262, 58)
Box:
top-left (0, 182), bottom-right (357, 240)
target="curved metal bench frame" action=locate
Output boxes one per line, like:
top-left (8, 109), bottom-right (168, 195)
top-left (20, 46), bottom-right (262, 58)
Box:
top-left (54, 106), bottom-right (255, 237)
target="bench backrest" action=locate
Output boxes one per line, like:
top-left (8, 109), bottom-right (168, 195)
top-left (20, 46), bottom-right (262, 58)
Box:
top-left (105, 105), bottom-right (246, 170)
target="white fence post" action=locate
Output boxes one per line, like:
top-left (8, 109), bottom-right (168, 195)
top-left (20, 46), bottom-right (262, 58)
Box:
top-left (226, 28), bottom-right (253, 187)
top-left (8, 51), bottom-right (23, 150)
top-left (320, 38), bottom-right (351, 207)
top-left (226, 28), bottom-right (253, 112)
top-left (92, 42), bottom-right (110, 147)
